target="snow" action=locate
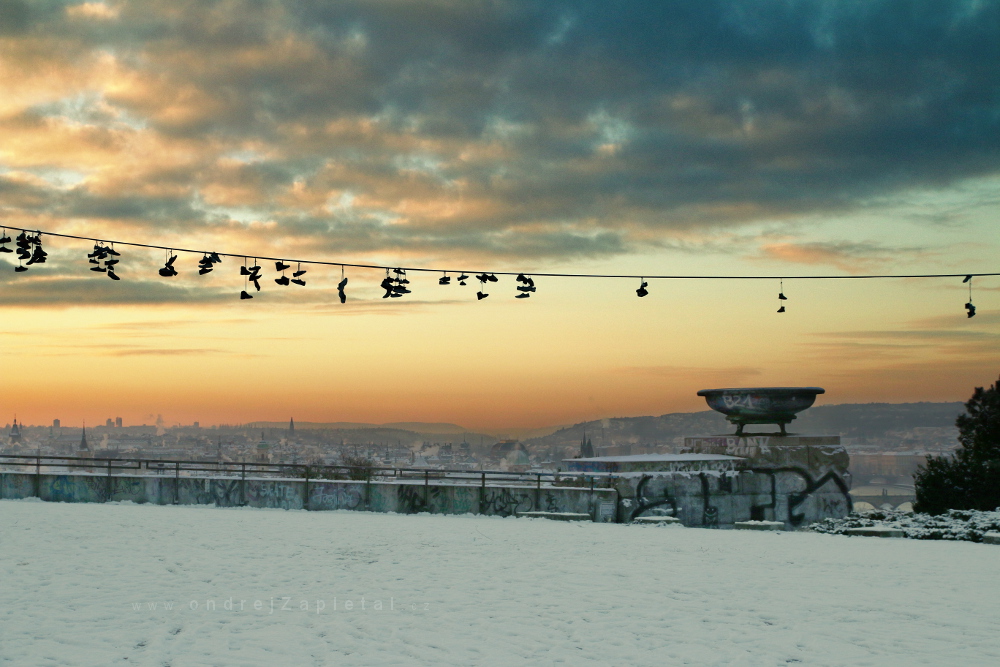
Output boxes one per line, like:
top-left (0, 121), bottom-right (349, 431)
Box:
top-left (3, 500), bottom-right (1000, 666)
top-left (813, 508), bottom-right (1000, 542)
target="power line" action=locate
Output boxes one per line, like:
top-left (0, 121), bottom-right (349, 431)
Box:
top-left (3, 225), bottom-right (997, 281)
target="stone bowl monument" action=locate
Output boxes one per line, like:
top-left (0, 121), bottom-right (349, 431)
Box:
top-left (697, 387), bottom-right (825, 435)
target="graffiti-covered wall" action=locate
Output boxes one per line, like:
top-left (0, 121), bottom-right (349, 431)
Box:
top-left (0, 472), bottom-right (617, 521)
top-left (615, 469), bottom-right (851, 528)
top-left (614, 435), bottom-right (852, 528)
top-left (0, 437), bottom-right (849, 529)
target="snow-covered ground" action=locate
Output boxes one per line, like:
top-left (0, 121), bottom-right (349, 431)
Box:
top-left (2, 500), bottom-right (999, 666)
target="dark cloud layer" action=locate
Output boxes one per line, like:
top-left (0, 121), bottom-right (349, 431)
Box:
top-left (1, 0), bottom-right (998, 267)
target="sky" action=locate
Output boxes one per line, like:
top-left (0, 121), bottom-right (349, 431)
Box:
top-left (0, 0), bottom-right (998, 431)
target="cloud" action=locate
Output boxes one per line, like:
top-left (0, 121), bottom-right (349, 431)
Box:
top-left (0, 273), bottom-right (230, 307)
top-left (66, 3), bottom-right (120, 21)
top-left (792, 310), bottom-right (1000, 401)
top-left (753, 240), bottom-right (930, 272)
top-left (102, 347), bottom-right (228, 356)
top-left (1, 0), bottom-right (998, 284)
top-left (804, 310), bottom-right (1000, 365)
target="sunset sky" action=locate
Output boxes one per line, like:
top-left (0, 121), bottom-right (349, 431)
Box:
top-left (0, 1), bottom-right (998, 431)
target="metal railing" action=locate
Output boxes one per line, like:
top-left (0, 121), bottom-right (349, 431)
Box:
top-left (0, 453), bottom-right (613, 490)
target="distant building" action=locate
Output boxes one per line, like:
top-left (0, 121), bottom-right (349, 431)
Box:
top-left (579, 433), bottom-right (594, 458)
top-left (53, 418), bottom-right (61, 429)
top-left (115, 417), bottom-right (123, 428)
top-left (289, 417), bottom-right (295, 434)
top-left (255, 431), bottom-right (270, 463)
top-left (79, 425), bottom-right (89, 452)
top-left (9, 419), bottom-right (22, 444)
top-left (491, 439), bottom-right (527, 460)
top-left (105, 418), bottom-right (114, 428)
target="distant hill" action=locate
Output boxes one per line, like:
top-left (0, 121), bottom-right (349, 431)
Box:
top-left (382, 422), bottom-right (471, 435)
top-left (792, 402), bottom-right (963, 437)
top-left (247, 421), bottom-right (467, 434)
top-left (244, 420), bottom-right (562, 439)
top-left (247, 402), bottom-right (965, 453)
top-left (526, 402), bottom-right (965, 452)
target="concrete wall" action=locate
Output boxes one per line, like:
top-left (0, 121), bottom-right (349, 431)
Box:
top-left (615, 434), bottom-right (852, 529)
top-left (613, 468), bottom-right (851, 528)
top-left (0, 472), bottom-right (617, 521)
top-left (0, 455), bottom-right (849, 528)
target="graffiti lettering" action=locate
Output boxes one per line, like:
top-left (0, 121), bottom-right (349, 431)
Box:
top-left (481, 488), bottom-right (533, 516)
top-left (749, 466), bottom-right (853, 527)
top-left (195, 479), bottom-right (241, 507)
top-left (398, 485), bottom-right (430, 514)
top-left (310, 485), bottom-right (363, 511)
top-left (629, 475), bottom-right (678, 521)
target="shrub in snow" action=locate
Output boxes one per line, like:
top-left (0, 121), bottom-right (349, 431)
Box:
top-left (811, 508), bottom-right (1000, 542)
top-left (914, 374), bottom-right (1000, 515)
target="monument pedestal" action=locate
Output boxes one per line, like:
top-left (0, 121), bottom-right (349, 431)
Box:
top-left (682, 434), bottom-right (848, 477)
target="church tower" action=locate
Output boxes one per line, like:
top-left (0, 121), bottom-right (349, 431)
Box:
top-left (9, 418), bottom-right (22, 444)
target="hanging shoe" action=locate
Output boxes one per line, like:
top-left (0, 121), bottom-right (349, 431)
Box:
top-left (240, 290), bottom-right (253, 300)
top-left (291, 278), bottom-right (306, 286)
top-left (275, 275), bottom-right (290, 286)
top-left (27, 247), bottom-right (47, 265)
